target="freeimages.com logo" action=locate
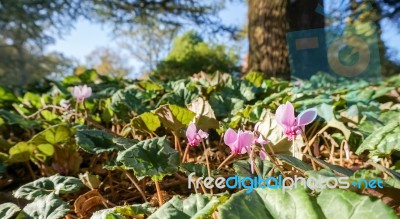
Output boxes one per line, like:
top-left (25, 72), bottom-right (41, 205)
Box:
top-left (188, 173), bottom-right (383, 194)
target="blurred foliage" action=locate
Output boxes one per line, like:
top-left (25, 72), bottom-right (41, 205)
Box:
top-left (152, 31), bottom-right (239, 80)
top-left (347, 0), bottom-right (400, 76)
top-left (85, 47), bottom-right (133, 78)
top-left (0, 0), bottom-right (233, 86)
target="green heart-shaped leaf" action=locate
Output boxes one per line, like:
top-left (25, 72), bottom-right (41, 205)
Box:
top-left (8, 142), bottom-right (35, 163)
top-left (149, 194), bottom-right (227, 219)
top-left (218, 188), bottom-right (397, 219)
top-left (14, 175), bottom-right (83, 200)
top-left (30, 125), bottom-right (72, 146)
top-left (356, 121), bottom-right (400, 157)
top-left (91, 203), bottom-right (155, 219)
top-left (20, 192), bottom-right (70, 219)
top-left (117, 136), bottom-right (180, 181)
top-left (75, 129), bottom-right (135, 154)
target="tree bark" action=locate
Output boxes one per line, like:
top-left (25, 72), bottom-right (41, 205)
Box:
top-left (247, 0), bottom-right (325, 80)
top-left (248, 0), bottom-right (290, 79)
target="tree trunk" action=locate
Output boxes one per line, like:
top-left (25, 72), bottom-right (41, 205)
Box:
top-left (247, 0), bottom-right (325, 80)
top-left (288, 0), bottom-right (325, 31)
top-left (248, 0), bottom-right (290, 79)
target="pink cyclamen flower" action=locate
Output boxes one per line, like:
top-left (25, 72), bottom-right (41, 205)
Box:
top-left (71, 85), bottom-right (92, 103)
top-left (224, 128), bottom-right (254, 155)
top-left (275, 102), bottom-right (317, 141)
top-left (186, 122), bottom-right (209, 147)
top-left (253, 122), bottom-right (269, 160)
top-left (254, 134), bottom-right (268, 146)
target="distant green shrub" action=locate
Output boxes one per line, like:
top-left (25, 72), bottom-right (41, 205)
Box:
top-left (152, 31), bottom-right (239, 80)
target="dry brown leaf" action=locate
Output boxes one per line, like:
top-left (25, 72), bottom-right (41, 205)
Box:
top-left (74, 190), bottom-right (107, 218)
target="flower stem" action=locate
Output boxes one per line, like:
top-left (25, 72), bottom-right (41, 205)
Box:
top-left (251, 152), bottom-right (263, 177)
top-left (173, 132), bottom-right (182, 155)
top-left (217, 154), bottom-right (235, 170)
top-left (17, 105), bottom-right (66, 119)
top-left (124, 170), bottom-right (147, 202)
top-left (182, 145), bottom-right (190, 163)
top-left (306, 124), bottom-right (329, 150)
top-left (301, 132), bottom-right (317, 170)
top-left (263, 148), bottom-right (287, 178)
top-left (266, 142), bottom-right (275, 155)
top-left (292, 139), bottom-right (296, 157)
top-left (201, 140), bottom-right (211, 178)
top-left (154, 180), bottom-right (163, 206)
top-left (74, 101), bottom-right (79, 123)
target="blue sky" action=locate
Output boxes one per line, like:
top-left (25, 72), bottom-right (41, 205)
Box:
top-left (47, 1), bottom-right (400, 77)
top-left (47, 1), bottom-right (247, 77)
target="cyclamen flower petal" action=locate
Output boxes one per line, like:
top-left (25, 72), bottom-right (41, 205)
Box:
top-left (297, 108), bottom-right (317, 127)
top-left (254, 135), bottom-right (268, 145)
top-left (186, 122), bottom-right (208, 147)
top-left (198, 129), bottom-right (209, 139)
top-left (71, 85), bottom-right (92, 103)
top-left (186, 122), bottom-right (197, 140)
top-left (275, 101), bottom-right (317, 140)
top-left (224, 128), bottom-right (254, 155)
top-left (275, 102), bottom-right (296, 128)
top-left (259, 148), bottom-right (267, 160)
top-left (224, 128), bottom-right (238, 150)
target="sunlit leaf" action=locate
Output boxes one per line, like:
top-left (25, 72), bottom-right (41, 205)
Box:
top-left (8, 142), bottom-right (35, 163)
top-left (130, 112), bottom-right (161, 133)
top-left (356, 121), bottom-right (400, 157)
top-left (187, 97), bottom-right (219, 130)
top-left (37, 144), bottom-right (55, 157)
top-left (218, 188), bottom-right (321, 218)
top-left (154, 104), bottom-right (195, 133)
top-left (137, 81), bottom-right (163, 91)
top-left (91, 203), bottom-right (155, 219)
top-left (317, 189), bottom-right (397, 219)
top-left (244, 72), bottom-right (264, 87)
top-left (30, 125), bottom-right (72, 146)
top-left (0, 203), bottom-right (20, 219)
top-left (40, 110), bottom-right (59, 121)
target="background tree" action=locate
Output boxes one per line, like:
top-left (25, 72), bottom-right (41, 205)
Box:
top-left (153, 31), bottom-right (239, 80)
top-left (85, 47), bottom-right (133, 78)
top-left (348, 0), bottom-right (400, 76)
top-left (247, 0), bottom-right (324, 79)
top-left (246, 0), bottom-right (400, 79)
top-left (0, 0), bottom-right (79, 86)
top-left (85, 0), bottom-right (234, 34)
top-left (0, 0), bottom-right (232, 85)
top-left (116, 24), bottom-right (177, 74)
